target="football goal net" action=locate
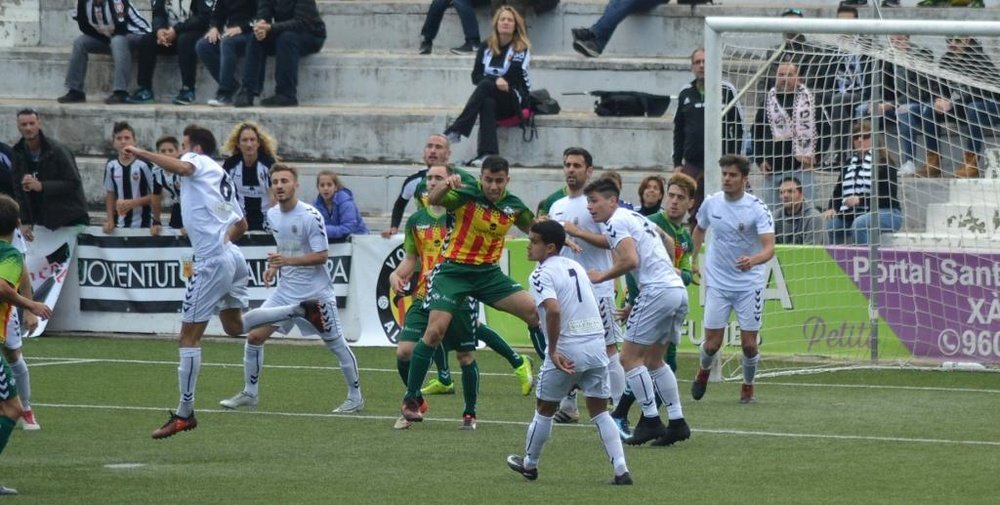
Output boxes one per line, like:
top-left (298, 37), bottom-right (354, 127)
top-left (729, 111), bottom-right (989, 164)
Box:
top-left (700, 15), bottom-right (1000, 378)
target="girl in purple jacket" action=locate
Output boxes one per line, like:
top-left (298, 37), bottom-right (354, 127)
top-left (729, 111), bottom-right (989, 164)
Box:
top-left (314, 170), bottom-right (368, 240)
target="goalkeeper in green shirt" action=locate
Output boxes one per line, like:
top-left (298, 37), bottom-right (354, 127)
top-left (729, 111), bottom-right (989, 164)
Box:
top-left (612, 173), bottom-right (696, 437)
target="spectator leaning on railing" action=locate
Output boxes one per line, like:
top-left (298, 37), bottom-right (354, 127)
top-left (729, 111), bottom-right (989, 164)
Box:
top-left (313, 170), bottom-right (369, 242)
top-left (9, 109), bottom-right (90, 241)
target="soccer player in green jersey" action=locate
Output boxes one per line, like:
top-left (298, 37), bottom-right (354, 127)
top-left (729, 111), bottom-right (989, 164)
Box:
top-left (612, 172), bottom-right (697, 437)
top-left (0, 195), bottom-right (53, 495)
top-left (401, 156), bottom-right (543, 423)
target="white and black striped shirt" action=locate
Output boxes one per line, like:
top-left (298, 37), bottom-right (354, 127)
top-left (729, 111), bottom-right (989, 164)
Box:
top-left (81, 0), bottom-right (151, 37)
top-left (224, 154), bottom-right (273, 231)
top-left (104, 158), bottom-right (156, 228)
top-left (838, 152), bottom-right (873, 214)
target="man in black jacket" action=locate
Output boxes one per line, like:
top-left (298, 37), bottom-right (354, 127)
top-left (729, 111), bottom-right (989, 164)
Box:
top-left (673, 48), bottom-right (744, 224)
top-left (195, 0), bottom-right (259, 106)
top-left (10, 110), bottom-right (90, 240)
top-left (234, 0), bottom-right (327, 107)
top-left (127, 0), bottom-right (214, 105)
top-left (58, 0), bottom-right (152, 104)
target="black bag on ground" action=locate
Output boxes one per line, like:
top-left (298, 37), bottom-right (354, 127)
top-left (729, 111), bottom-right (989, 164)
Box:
top-left (592, 91), bottom-right (672, 117)
top-left (530, 89), bottom-right (560, 115)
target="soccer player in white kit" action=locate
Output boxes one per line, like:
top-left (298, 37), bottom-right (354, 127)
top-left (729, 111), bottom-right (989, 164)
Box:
top-left (218, 163), bottom-right (363, 413)
top-left (691, 155), bottom-right (775, 404)
top-left (126, 126), bottom-right (330, 439)
top-left (584, 178), bottom-right (690, 447)
top-left (544, 147), bottom-right (626, 423)
top-left (506, 220), bottom-right (631, 485)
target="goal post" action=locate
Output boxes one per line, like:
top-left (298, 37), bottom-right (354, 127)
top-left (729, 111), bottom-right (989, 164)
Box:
top-left (697, 17), bottom-right (1000, 377)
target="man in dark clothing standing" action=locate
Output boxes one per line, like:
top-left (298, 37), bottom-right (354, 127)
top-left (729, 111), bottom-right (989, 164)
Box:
top-left (234, 0), bottom-right (327, 107)
top-left (9, 110), bottom-right (90, 241)
top-left (673, 48), bottom-right (744, 225)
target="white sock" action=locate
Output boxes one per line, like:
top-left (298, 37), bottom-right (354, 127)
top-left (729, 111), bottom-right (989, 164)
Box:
top-left (743, 352), bottom-right (760, 385)
top-left (9, 357), bottom-right (30, 410)
top-left (243, 343), bottom-right (263, 397)
top-left (649, 365), bottom-right (683, 420)
top-left (177, 347), bottom-right (202, 417)
top-left (625, 366), bottom-right (658, 418)
top-left (559, 389), bottom-right (578, 413)
top-left (524, 411), bottom-right (553, 469)
top-left (242, 304), bottom-right (299, 334)
top-left (324, 335), bottom-right (361, 399)
top-left (699, 341), bottom-right (716, 370)
top-left (592, 411), bottom-right (628, 476)
top-left (607, 353), bottom-right (626, 407)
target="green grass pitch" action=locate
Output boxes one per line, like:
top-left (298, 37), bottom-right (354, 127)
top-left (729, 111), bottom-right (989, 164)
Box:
top-left (4, 336), bottom-right (998, 504)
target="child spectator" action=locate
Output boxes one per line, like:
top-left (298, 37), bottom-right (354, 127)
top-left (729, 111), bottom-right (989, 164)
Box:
top-left (313, 170), bottom-right (368, 241)
top-left (222, 122), bottom-right (278, 231)
top-left (127, 0), bottom-right (214, 105)
top-left (103, 122), bottom-right (158, 233)
top-left (58, 0), bottom-right (151, 104)
top-left (151, 136), bottom-right (184, 233)
top-left (195, 0), bottom-right (259, 106)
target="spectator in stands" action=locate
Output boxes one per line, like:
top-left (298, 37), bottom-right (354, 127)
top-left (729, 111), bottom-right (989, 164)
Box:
top-left (126, 0), bottom-right (212, 105)
top-left (774, 176), bottom-right (823, 245)
top-left (935, 36), bottom-right (1000, 178)
top-left (10, 109), bottom-right (90, 241)
top-left (314, 170), bottom-right (369, 241)
top-left (196, 0), bottom-right (259, 106)
top-left (674, 47), bottom-right (745, 225)
top-left (823, 120), bottom-right (902, 245)
top-left (381, 134), bottom-right (451, 238)
top-left (753, 61), bottom-right (817, 210)
top-left (822, 5), bottom-right (875, 167)
top-left (636, 175), bottom-right (664, 217)
top-left (918, 0), bottom-right (984, 7)
top-left (103, 122), bottom-right (158, 234)
top-left (873, 34), bottom-right (942, 177)
top-left (234, 0), bottom-right (327, 107)
top-left (151, 136), bottom-right (184, 233)
top-left (419, 0), bottom-right (487, 55)
top-left (443, 5), bottom-right (532, 166)
top-left (222, 122), bottom-right (278, 231)
top-left (58, 0), bottom-right (151, 104)
top-left (570, 0), bottom-right (666, 58)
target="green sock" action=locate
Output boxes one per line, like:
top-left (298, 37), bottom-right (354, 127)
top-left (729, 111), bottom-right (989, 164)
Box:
top-left (405, 341), bottom-right (435, 399)
top-left (396, 358), bottom-right (410, 387)
top-left (432, 344), bottom-right (453, 386)
top-left (461, 361), bottom-right (479, 416)
top-left (528, 326), bottom-right (547, 360)
top-left (478, 324), bottom-right (523, 368)
top-left (0, 416), bottom-right (15, 455)
top-left (665, 342), bottom-right (678, 372)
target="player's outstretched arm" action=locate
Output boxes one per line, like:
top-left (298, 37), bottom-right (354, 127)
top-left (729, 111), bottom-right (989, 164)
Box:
top-left (589, 238), bottom-right (638, 285)
top-left (0, 281), bottom-right (51, 320)
top-left (389, 253), bottom-right (418, 292)
top-left (691, 225), bottom-right (707, 274)
top-left (124, 146), bottom-right (195, 176)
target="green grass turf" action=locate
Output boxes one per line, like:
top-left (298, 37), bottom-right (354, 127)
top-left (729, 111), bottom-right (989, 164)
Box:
top-left (3, 336), bottom-right (998, 504)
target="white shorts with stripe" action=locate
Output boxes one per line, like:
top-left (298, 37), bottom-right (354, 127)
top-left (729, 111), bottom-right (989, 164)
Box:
top-left (536, 363), bottom-right (610, 402)
top-left (704, 286), bottom-right (764, 332)
top-left (624, 286), bottom-right (688, 346)
top-left (181, 244), bottom-right (250, 323)
top-left (4, 309), bottom-right (21, 350)
top-left (263, 287), bottom-right (343, 340)
top-left (597, 296), bottom-right (622, 346)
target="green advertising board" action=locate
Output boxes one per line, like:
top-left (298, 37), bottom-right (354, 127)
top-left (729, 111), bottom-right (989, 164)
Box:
top-left (486, 240), bottom-right (912, 361)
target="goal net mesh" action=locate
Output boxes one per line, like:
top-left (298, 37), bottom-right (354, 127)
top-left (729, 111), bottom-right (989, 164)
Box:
top-left (706, 24), bottom-right (1000, 378)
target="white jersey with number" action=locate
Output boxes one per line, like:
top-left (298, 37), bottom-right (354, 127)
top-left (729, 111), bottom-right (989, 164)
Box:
top-left (180, 152), bottom-right (243, 259)
top-left (529, 256), bottom-right (607, 369)
top-left (547, 194), bottom-right (614, 298)
top-left (265, 200), bottom-right (332, 300)
top-left (603, 207), bottom-right (683, 290)
top-left (696, 191), bottom-right (775, 291)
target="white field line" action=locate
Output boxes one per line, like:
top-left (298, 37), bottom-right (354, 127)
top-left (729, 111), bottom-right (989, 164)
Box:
top-left (32, 402), bottom-right (1000, 447)
top-left (29, 356), bottom-right (1000, 395)
top-left (30, 359), bottom-right (100, 367)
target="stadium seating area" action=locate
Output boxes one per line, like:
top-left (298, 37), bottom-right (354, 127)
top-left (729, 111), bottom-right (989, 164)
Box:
top-left (0, 1), bottom-right (995, 238)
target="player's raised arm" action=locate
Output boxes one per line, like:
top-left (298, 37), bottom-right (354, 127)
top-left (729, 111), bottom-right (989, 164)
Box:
top-left (125, 146), bottom-right (195, 176)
